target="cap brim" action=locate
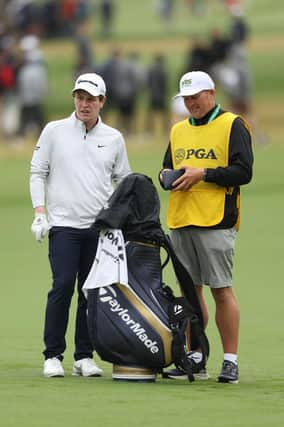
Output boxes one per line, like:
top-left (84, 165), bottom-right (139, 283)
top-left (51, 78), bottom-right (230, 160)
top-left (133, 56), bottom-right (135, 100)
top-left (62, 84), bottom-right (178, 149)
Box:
top-left (72, 83), bottom-right (105, 97)
top-left (173, 88), bottom-right (209, 99)
top-left (174, 89), bottom-right (200, 98)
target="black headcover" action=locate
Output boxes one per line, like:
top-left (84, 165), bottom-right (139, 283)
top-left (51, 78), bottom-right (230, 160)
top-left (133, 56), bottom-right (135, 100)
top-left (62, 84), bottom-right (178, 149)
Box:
top-left (94, 173), bottom-right (165, 244)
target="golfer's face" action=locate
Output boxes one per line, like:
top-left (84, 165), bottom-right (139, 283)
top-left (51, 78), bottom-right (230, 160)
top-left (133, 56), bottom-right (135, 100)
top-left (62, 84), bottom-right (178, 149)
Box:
top-left (183, 90), bottom-right (215, 119)
top-left (74, 90), bottom-right (105, 128)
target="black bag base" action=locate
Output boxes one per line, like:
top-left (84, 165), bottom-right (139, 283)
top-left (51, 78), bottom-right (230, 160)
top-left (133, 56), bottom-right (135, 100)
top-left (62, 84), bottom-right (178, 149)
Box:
top-left (112, 364), bottom-right (156, 382)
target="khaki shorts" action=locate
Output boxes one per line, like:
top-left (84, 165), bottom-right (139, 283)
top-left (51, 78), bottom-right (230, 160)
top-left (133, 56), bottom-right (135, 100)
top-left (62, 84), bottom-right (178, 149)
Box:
top-left (170, 227), bottom-right (237, 288)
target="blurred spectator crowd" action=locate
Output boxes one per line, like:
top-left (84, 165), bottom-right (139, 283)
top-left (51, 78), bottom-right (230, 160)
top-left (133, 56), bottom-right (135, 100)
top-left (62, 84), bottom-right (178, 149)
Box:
top-left (0, 1), bottom-right (116, 144)
top-left (0, 0), bottom-right (260, 145)
top-left (81, 49), bottom-right (170, 137)
top-left (0, 32), bottom-right (48, 143)
top-left (182, 5), bottom-right (251, 118)
top-left (0, 1), bottom-right (99, 39)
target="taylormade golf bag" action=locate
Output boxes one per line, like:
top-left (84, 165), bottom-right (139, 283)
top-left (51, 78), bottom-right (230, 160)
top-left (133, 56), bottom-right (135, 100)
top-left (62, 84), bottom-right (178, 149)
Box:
top-left (85, 173), bottom-right (209, 381)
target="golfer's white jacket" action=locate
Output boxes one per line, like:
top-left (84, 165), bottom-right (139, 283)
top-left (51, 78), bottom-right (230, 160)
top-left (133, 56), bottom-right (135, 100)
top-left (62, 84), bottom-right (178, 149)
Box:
top-left (30, 112), bottom-right (131, 228)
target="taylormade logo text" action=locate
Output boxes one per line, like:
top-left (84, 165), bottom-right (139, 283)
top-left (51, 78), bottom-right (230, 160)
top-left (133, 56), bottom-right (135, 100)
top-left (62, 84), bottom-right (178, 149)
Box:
top-left (99, 288), bottom-right (159, 354)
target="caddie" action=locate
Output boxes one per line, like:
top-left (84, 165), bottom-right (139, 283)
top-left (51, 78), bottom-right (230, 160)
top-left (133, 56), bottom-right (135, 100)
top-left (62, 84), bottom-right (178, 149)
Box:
top-left (30, 72), bottom-right (131, 377)
top-left (160, 71), bottom-right (253, 383)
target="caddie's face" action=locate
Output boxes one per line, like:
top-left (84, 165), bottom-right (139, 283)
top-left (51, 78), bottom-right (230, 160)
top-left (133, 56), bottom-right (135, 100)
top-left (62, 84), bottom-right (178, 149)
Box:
top-left (183, 89), bottom-right (215, 119)
top-left (74, 90), bottom-right (106, 129)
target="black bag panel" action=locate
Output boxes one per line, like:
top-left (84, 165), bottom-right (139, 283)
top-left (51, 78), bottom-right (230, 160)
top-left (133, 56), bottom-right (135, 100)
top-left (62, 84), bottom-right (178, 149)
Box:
top-left (126, 242), bottom-right (171, 325)
top-left (88, 293), bottom-right (135, 365)
top-left (87, 285), bottom-right (173, 369)
top-left (126, 242), bottom-right (162, 285)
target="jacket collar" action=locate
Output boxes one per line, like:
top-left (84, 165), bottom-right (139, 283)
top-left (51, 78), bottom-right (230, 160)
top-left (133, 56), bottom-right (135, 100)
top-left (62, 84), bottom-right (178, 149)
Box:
top-left (71, 112), bottom-right (102, 133)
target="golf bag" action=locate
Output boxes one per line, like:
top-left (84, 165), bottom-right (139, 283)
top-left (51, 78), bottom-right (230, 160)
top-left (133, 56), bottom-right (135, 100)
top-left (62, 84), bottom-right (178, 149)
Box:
top-left (85, 173), bottom-right (209, 381)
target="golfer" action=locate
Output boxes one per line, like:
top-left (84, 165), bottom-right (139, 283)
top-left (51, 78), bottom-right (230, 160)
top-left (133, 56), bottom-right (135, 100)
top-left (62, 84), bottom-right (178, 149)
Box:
top-left (30, 73), bottom-right (131, 377)
top-left (160, 71), bottom-right (253, 383)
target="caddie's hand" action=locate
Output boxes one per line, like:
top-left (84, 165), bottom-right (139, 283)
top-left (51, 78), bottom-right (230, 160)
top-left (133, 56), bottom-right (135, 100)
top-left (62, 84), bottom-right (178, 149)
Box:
top-left (172, 166), bottom-right (205, 191)
top-left (31, 213), bottom-right (50, 242)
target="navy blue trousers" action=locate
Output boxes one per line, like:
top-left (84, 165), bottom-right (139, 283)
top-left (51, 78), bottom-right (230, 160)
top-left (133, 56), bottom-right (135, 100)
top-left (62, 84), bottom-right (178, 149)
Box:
top-left (43, 227), bottom-right (98, 361)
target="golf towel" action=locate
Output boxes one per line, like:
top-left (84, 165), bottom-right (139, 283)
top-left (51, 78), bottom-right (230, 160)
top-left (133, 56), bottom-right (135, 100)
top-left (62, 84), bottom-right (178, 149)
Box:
top-left (83, 229), bottom-right (129, 297)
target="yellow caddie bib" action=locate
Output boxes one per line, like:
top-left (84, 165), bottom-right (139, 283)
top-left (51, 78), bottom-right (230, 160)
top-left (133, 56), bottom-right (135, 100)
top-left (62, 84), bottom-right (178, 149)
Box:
top-left (167, 112), bottom-right (238, 229)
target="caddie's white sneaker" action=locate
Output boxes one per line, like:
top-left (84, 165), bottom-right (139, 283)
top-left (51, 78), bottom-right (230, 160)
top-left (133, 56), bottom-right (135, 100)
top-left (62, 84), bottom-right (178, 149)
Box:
top-left (72, 358), bottom-right (103, 377)
top-left (43, 358), bottom-right (64, 377)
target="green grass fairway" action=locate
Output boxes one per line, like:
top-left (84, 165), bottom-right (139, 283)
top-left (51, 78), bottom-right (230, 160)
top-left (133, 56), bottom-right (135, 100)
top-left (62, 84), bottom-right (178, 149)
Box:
top-left (0, 142), bottom-right (284, 427)
top-left (1, 0), bottom-right (284, 425)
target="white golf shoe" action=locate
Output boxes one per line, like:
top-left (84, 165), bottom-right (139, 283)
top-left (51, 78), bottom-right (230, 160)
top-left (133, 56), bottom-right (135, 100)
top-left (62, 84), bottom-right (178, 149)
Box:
top-left (72, 358), bottom-right (103, 377)
top-left (43, 357), bottom-right (64, 377)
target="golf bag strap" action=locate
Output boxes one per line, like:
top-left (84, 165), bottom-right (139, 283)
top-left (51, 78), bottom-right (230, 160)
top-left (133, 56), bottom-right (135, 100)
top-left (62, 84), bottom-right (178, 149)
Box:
top-left (163, 236), bottom-right (203, 324)
top-left (190, 313), bottom-right (210, 362)
top-left (163, 236), bottom-right (206, 351)
top-left (168, 297), bottom-right (209, 382)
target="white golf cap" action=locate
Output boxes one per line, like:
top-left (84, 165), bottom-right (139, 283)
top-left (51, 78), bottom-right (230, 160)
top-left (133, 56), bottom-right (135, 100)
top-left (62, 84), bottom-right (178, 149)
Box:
top-left (19, 35), bottom-right (39, 51)
top-left (72, 73), bottom-right (106, 97)
top-left (174, 71), bottom-right (215, 98)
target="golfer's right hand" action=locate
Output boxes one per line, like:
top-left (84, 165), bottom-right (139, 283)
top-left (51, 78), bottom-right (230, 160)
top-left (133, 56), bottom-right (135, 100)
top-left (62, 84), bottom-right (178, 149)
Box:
top-left (31, 213), bottom-right (50, 242)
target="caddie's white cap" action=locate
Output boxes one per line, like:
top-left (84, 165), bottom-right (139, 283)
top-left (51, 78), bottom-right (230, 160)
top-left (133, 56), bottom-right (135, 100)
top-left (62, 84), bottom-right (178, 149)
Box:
top-left (174, 71), bottom-right (215, 98)
top-left (72, 73), bottom-right (106, 97)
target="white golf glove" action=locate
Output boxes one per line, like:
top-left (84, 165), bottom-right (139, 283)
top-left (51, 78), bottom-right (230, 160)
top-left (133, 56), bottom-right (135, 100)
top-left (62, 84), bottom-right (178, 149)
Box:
top-left (31, 213), bottom-right (50, 242)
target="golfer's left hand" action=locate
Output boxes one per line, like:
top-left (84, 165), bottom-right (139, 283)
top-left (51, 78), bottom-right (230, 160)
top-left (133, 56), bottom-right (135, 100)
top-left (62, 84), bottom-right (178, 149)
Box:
top-left (31, 213), bottom-right (50, 242)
